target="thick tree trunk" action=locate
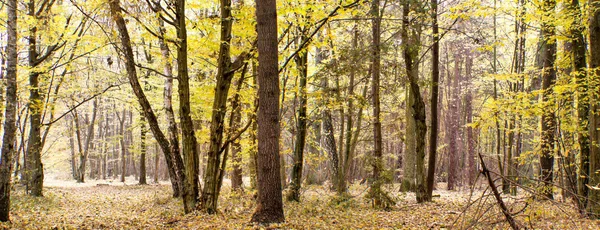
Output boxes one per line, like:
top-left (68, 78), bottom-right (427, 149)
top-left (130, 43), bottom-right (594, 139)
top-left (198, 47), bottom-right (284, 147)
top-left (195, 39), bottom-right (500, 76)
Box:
top-left (447, 55), bottom-right (461, 191)
top-left (539, 0), bottom-right (557, 200)
top-left (0, 0), bottom-right (18, 220)
top-left (568, 0), bottom-right (590, 212)
top-left (586, 0), bottom-right (600, 217)
top-left (251, 0), bottom-right (285, 223)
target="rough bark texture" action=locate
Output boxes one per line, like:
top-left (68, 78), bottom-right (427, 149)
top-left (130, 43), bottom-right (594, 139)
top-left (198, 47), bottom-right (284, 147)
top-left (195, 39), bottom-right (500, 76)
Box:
top-left (174, 0), bottom-right (200, 213)
top-left (251, 0), bottom-right (285, 223)
top-left (539, 0), bottom-right (557, 200)
top-left (0, 0), bottom-right (18, 220)
top-left (587, 0), bottom-right (600, 218)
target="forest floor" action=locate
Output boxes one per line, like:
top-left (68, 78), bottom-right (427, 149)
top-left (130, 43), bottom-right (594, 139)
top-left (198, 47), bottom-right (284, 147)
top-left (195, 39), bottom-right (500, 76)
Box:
top-left (1, 177), bottom-right (599, 229)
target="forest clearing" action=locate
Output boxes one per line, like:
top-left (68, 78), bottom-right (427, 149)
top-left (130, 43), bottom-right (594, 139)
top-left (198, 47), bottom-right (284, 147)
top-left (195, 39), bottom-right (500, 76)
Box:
top-left (3, 0), bottom-right (600, 228)
top-left (1, 176), bottom-right (598, 229)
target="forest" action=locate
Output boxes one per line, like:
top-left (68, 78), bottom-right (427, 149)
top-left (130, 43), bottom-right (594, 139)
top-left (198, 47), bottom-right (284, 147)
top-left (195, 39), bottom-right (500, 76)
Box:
top-left (0, 0), bottom-right (600, 228)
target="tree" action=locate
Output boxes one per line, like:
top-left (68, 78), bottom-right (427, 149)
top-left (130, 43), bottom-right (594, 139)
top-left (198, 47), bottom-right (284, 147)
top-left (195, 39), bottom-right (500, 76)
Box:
top-left (539, 0), bottom-right (557, 200)
top-left (401, 0), bottom-right (427, 203)
top-left (369, 0), bottom-right (385, 207)
top-left (108, 0), bottom-right (186, 203)
top-left (288, 31), bottom-right (309, 202)
top-left (0, 0), bottom-right (18, 221)
top-left (425, 0), bottom-right (440, 202)
top-left (139, 114), bottom-right (147, 185)
top-left (586, 0), bottom-right (600, 217)
top-left (250, 0), bottom-right (285, 223)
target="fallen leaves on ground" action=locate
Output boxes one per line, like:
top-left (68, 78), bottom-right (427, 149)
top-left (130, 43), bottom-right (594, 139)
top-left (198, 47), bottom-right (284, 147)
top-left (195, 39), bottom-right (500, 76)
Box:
top-left (1, 182), bottom-right (599, 229)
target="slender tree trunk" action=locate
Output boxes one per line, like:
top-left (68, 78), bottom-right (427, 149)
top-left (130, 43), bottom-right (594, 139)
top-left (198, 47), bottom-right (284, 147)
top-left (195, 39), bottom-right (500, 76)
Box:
top-left (251, 0), bottom-right (285, 223)
top-left (229, 73), bottom-right (245, 191)
top-left (156, 12), bottom-right (185, 197)
top-left (425, 0), bottom-right (440, 201)
top-left (108, 0), bottom-right (185, 199)
top-left (287, 31), bottom-right (309, 201)
top-left (369, 0), bottom-right (386, 207)
top-left (0, 0), bottom-right (18, 220)
top-left (401, 0), bottom-right (427, 203)
top-left (77, 99), bottom-right (99, 183)
top-left (139, 114), bottom-right (147, 185)
top-left (200, 0), bottom-right (237, 213)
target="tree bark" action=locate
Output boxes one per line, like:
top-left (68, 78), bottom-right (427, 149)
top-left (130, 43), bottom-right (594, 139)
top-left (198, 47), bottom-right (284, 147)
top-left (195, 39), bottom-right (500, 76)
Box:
top-left (174, 0), bottom-right (200, 213)
top-left (567, 0), bottom-right (590, 212)
top-left (287, 32), bottom-right (309, 201)
top-left (425, 0), bottom-right (440, 201)
top-left (251, 0), bottom-right (285, 223)
top-left (586, 0), bottom-right (600, 217)
top-left (0, 0), bottom-right (18, 220)
top-left (369, 0), bottom-right (386, 207)
top-left (401, 0), bottom-right (427, 203)
top-left (539, 0), bottom-right (557, 200)
top-left (139, 114), bottom-right (147, 185)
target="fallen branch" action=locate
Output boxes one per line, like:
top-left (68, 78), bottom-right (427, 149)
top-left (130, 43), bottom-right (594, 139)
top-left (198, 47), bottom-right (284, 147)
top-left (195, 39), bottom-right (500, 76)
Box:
top-left (478, 151), bottom-right (521, 230)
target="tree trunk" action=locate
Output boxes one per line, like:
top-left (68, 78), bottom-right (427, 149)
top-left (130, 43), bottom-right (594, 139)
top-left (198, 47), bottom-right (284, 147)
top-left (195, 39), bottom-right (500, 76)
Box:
top-left (287, 31), bottom-right (309, 201)
top-left (0, 0), bottom-right (18, 220)
top-left (539, 0), bottom-right (557, 200)
top-left (173, 0), bottom-right (200, 213)
top-left (425, 0), bottom-right (440, 201)
top-left (77, 99), bottom-right (99, 183)
top-left (251, 0), bottom-right (285, 223)
top-left (108, 0), bottom-right (186, 199)
top-left (229, 73), bottom-right (245, 191)
top-left (568, 0), bottom-right (590, 212)
top-left (447, 55), bottom-right (461, 191)
top-left (139, 114), bottom-right (147, 185)
top-left (586, 0), bottom-right (600, 217)
top-left (369, 0), bottom-right (387, 207)
top-left (200, 0), bottom-right (237, 213)
top-left (156, 12), bottom-right (185, 197)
